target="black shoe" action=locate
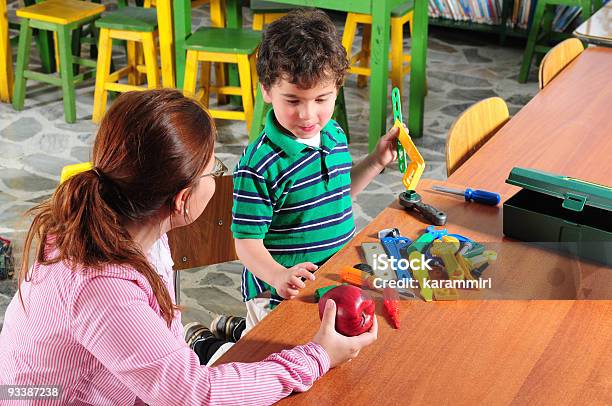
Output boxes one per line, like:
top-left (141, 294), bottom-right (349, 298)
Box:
top-left (184, 322), bottom-right (215, 350)
top-left (210, 315), bottom-right (246, 343)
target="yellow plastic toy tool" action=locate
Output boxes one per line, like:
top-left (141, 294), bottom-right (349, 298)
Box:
top-left (409, 251), bottom-right (433, 301)
top-left (391, 88), bottom-right (425, 190)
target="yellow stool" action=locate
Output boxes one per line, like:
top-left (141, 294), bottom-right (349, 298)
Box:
top-left (206, 0), bottom-right (230, 105)
top-left (250, 1), bottom-right (300, 30)
top-left (252, 12), bottom-right (285, 30)
top-left (149, 0), bottom-right (175, 89)
top-left (342, 2), bottom-right (414, 94)
top-left (92, 3), bottom-right (163, 123)
top-left (0, 0), bottom-right (13, 103)
top-left (183, 28), bottom-right (261, 132)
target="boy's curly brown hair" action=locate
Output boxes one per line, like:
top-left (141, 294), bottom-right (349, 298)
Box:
top-left (256, 9), bottom-right (349, 90)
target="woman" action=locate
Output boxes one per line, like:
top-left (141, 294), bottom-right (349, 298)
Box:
top-left (0, 90), bottom-right (377, 404)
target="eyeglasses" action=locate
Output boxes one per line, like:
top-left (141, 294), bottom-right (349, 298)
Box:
top-left (201, 158), bottom-right (228, 178)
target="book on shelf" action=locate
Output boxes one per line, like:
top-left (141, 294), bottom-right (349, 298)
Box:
top-left (429, 0), bottom-right (608, 32)
top-left (552, 5), bottom-right (581, 32)
top-left (429, 0), bottom-right (503, 25)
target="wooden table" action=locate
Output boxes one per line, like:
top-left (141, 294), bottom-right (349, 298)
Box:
top-left (212, 47), bottom-right (612, 404)
top-left (574, 1), bottom-right (612, 47)
top-left (173, 0), bottom-right (430, 147)
top-left (451, 47), bottom-right (612, 194)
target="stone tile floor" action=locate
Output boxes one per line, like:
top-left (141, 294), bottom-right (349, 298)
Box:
top-left (0, 2), bottom-right (539, 328)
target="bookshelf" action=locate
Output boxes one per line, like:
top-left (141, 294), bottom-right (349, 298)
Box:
top-left (428, 0), bottom-right (525, 43)
top-left (427, 0), bottom-right (589, 43)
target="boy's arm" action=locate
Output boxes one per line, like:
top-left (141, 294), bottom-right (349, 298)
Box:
top-left (234, 238), bottom-right (286, 286)
top-left (350, 126), bottom-right (401, 198)
top-left (235, 239), bottom-right (317, 299)
top-left (232, 162), bottom-right (316, 299)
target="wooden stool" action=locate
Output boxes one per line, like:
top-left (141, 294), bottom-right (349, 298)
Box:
top-left (518, 0), bottom-right (597, 83)
top-left (49, 0), bottom-right (103, 76)
top-left (0, 0), bottom-right (13, 102)
top-left (12, 0), bottom-right (104, 122)
top-left (250, 0), bottom-right (295, 30)
top-left (92, 6), bottom-right (161, 123)
top-left (183, 27), bottom-right (261, 132)
top-left (342, 2), bottom-right (414, 94)
top-left (147, 0), bottom-right (174, 89)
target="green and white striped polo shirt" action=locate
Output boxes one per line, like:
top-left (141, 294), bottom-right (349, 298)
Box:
top-left (232, 110), bottom-right (355, 306)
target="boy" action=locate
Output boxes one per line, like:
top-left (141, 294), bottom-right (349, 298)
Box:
top-left (232, 9), bottom-right (401, 330)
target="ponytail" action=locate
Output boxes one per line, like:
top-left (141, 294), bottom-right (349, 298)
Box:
top-left (20, 169), bottom-right (175, 326)
top-left (17, 89), bottom-right (216, 327)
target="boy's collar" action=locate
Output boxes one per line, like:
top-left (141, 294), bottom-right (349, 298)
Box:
top-left (263, 110), bottom-right (338, 156)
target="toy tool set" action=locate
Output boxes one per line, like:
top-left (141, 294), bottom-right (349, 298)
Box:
top-left (392, 87), bottom-right (447, 226)
top-left (345, 226), bottom-right (497, 303)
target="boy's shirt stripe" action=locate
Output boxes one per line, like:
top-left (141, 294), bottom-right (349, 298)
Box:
top-left (269, 207), bottom-right (353, 232)
top-left (232, 110), bottom-right (354, 305)
top-left (281, 165), bottom-right (351, 194)
top-left (274, 186), bottom-right (350, 213)
top-left (234, 169), bottom-right (266, 181)
top-left (266, 228), bottom-right (356, 252)
top-left (270, 153), bottom-right (320, 190)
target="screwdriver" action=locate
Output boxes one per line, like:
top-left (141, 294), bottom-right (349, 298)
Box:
top-left (431, 185), bottom-right (501, 206)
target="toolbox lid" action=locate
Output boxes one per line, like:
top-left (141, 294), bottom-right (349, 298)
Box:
top-left (506, 167), bottom-right (612, 212)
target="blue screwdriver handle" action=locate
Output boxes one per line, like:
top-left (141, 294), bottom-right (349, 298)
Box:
top-left (464, 188), bottom-right (501, 206)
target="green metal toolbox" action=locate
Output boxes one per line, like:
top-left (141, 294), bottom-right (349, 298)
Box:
top-left (503, 167), bottom-right (612, 266)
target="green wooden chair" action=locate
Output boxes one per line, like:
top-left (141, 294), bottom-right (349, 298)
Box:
top-left (12, 0), bottom-right (105, 123)
top-left (518, 0), bottom-right (600, 83)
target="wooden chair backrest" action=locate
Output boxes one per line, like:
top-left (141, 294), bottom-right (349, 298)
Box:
top-left (539, 38), bottom-right (584, 89)
top-left (168, 175), bottom-right (238, 270)
top-left (446, 97), bottom-right (510, 177)
top-left (61, 164), bottom-right (237, 270)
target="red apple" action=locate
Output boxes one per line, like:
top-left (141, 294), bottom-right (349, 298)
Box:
top-left (318, 285), bottom-right (375, 337)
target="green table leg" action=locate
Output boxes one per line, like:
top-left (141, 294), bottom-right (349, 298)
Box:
top-left (225, 0), bottom-right (243, 106)
top-left (499, 0), bottom-right (511, 45)
top-left (332, 87), bottom-right (349, 142)
top-left (249, 85), bottom-right (270, 142)
top-left (368, 2), bottom-right (392, 152)
top-left (518, 0), bottom-right (546, 83)
top-left (174, 0), bottom-right (191, 89)
top-left (57, 25), bottom-right (76, 123)
top-left (408, 0), bottom-right (428, 139)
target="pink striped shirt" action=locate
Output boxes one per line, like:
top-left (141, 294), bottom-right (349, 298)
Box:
top-left (0, 235), bottom-right (330, 404)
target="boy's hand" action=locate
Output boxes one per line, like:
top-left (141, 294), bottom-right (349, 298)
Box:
top-left (273, 262), bottom-right (318, 299)
top-left (372, 124), bottom-right (405, 169)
